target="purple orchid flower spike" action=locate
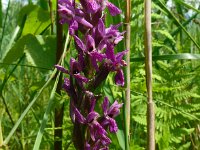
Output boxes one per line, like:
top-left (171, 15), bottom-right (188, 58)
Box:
top-left (57, 0), bottom-right (126, 149)
top-left (101, 97), bottom-right (123, 133)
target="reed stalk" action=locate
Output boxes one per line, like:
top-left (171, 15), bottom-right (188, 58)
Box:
top-left (144, 0), bottom-right (155, 150)
top-left (124, 0), bottom-right (131, 149)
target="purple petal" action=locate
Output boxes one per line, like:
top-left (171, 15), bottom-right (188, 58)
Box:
top-left (114, 35), bottom-right (124, 44)
top-left (69, 20), bottom-right (78, 35)
top-left (74, 73), bottom-right (89, 83)
top-left (94, 121), bottom-right (107, 135)
top-left (85, 141), bottom-right (91, 150)
top-left (90, 51), bottom-right (106, 71)
top-left (93, 140), bottom-right (101, 150)
top-left (108, 118), bottom-right (118, 133)
top-left (78, 53), bottom-right (85, 69)
top-left (74, 16), bottom-right (93, 28)
top-left (97, 40), bottom-right (106, 50)
top-left (98, 19), bottom-right (105, 37)
top-left (58, 4), bottom-right (74, 17)
top-left (102, 97), bottom-right (109, 116)
top-left (115, 69), bottom-right (125, 86)
top-left (86, 35), bottom-right (95, 51)
top-left (86, 0), bottom-right (100, 13)
top-left (89, 125), bottom-right (96, 141)
top-left (70, 58), bottom-right (81, 73)
top-left (74, 35), bottom-right (86, 52)
top-left (63, 78), bottom-right (70, 93)
top-left (100, 134), bottom-right (111, 145)
top-left (108, 100), bottom-right (123, 118)
top-left (74, 107), bottom-right (86, 124)
top-left (75, 9), bottom-right (85, 17)
top-left (86, 111), bottom-right (99, 123)
top-left (106, 2), bottom-right (122, 16)
top-left (106, 44), bottom-right (115, 62)
top-left (55, 65), bottom-right (69, 74)
top-left (115, 50), bottom-right (128, 63)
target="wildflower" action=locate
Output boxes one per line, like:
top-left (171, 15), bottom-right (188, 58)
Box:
top-left (101, 97), bottom-right (123, 132)
top-left (58, 0), bottom-right (93, 34)
top-left (105, 45), bottom-right (128, 86)
top-left (73, 106), bottom-right (108, 141)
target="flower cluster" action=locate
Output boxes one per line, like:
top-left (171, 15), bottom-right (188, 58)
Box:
top-left (56, 0), bottom-right (127, 149)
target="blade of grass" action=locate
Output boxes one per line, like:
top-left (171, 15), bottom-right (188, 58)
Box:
top-left (131, 53), bottom-right (200, 62)
top-left (175, 0), bottom-right (200, 14)
top-left (33, 71), bottom-right (61, 150)
top-left (33, 31), bottom-right (69, 150)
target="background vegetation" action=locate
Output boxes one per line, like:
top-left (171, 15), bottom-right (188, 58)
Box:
top-left (0, 0), bottom-right (200, 149)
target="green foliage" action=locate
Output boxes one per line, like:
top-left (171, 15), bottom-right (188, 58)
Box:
top-left (2, 34), bottom-right (56, 69)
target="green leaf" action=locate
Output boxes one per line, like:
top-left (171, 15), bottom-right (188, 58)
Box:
top-left (21, 6), bottom-right (50, 35)
top-left (2, 34), bottom-right (56, 69)
top-left (17, 4), bottom-right (37, 27)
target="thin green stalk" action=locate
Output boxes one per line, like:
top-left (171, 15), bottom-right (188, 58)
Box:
top-left (144, 0), bottom-right (155, 150)
top-left (124, 0), bottom-right (131, 149)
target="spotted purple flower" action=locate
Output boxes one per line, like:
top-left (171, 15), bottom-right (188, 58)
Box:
top-left (96, 19), bottom-right (124, 50)
top-left (55, 58), bottom-right (88, 86)
top-left (73, 107), bottom-right (108, 141)
top-left (105, 45), bottom-right (128, 86)
top-left (74, 35), bottom-right (106, 71)
top-left (58, 0), bottom-right (93, 35)
top-left (101, 97), bottom-right (123, 133)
